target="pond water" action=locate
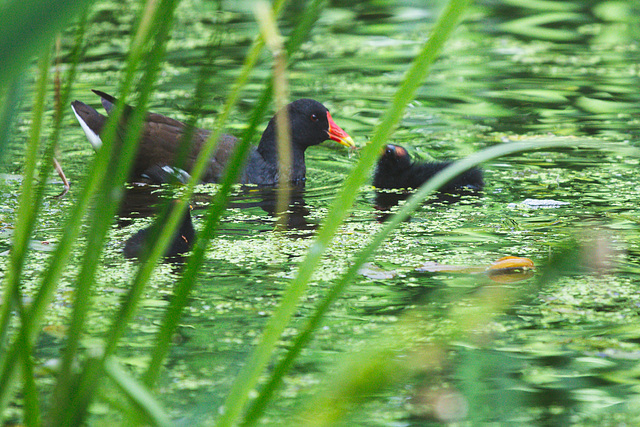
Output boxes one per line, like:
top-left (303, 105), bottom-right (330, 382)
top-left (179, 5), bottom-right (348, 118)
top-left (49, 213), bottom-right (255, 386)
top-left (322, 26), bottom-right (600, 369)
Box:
top-left (3, 0), bottom-right (640, 425)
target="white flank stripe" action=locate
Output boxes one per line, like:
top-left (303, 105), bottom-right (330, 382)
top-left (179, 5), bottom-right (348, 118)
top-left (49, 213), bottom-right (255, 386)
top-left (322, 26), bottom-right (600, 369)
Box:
top-left (162, 166), bottom-right (192, 183)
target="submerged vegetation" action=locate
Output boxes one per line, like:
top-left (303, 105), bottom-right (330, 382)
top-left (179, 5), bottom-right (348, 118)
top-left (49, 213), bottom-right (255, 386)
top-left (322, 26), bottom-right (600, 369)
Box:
top-left (1, 0), bottom-right (640, 425)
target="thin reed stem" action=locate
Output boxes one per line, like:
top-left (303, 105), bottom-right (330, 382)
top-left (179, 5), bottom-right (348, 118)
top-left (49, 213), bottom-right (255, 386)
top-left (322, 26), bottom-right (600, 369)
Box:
top-left (255, 1), bottom-right (292, 229)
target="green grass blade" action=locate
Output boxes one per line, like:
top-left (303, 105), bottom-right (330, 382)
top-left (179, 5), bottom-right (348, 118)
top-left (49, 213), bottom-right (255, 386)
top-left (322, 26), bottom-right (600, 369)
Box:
top-left (0, 14), bottom-right (114, 422)
top-left (241, 138), bottom-right (579, 425)
top-left (104, 358), bottom-right (172, 427)
top-left (49, 1), bottom-right (181, 424)
top-left (0, 24), bottom-right (86, 413)
top-left (0, 48), bottom-right (51, 421)
top-left (20, 333), bottom-right (40, 427)
top-left (0, 47), bottom-right (51, 341)
top-left (3, 0), bottom-right (177, 420)
top-left (141, 0), bottom-right (305, 387)
top-left (2, 13), bottom-right (86, 369)
top-left (217, 0), bottom-right (472, 425)
top-left (0, 146), bottom-right (115, 419)
top-left (118, 0), bottom-right (287, 349)
top-left (141, 87), bottom-right (272, 389)
top-left (0, 95), bottom-right (114, 420)
top-left (141, 0), bottom-right (327, 389)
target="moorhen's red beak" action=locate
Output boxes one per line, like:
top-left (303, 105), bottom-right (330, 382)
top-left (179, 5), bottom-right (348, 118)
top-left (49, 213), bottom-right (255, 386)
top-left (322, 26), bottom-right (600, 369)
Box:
top-left (326, 111), bottom-right (355, 148)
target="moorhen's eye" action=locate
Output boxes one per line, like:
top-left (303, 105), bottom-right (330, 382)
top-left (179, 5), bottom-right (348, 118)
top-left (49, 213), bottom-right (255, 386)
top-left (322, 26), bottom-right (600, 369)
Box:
top-left (310, 113), bottom-right (318, 122)
top-left (386, 147), bottom-right (394, 155)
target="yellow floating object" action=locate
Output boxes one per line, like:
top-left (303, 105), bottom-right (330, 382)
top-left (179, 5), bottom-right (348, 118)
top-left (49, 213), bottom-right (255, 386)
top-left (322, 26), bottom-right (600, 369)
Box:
top-left (487, 256), bottom-right (535, 271)
top-left (486, 256), bottom-right (535, 283)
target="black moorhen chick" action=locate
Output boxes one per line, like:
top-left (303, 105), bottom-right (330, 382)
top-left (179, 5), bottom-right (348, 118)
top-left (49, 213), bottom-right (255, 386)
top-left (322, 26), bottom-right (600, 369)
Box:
top-left (71, 90), bottom-right (355, 186)
top-left (373, 144), bottom-right (484, 193)
top-left (123, 203), bottom-right (195, 260)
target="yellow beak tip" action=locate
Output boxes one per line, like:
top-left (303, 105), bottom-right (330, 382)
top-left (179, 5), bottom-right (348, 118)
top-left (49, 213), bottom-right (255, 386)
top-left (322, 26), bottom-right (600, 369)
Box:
top-left (341, 136), bottom-right (356, 148)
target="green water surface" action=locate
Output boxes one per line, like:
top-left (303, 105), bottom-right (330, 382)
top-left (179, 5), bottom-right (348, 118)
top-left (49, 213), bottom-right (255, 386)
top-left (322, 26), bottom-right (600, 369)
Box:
top-left (3, 0), bottom-right (640, 425)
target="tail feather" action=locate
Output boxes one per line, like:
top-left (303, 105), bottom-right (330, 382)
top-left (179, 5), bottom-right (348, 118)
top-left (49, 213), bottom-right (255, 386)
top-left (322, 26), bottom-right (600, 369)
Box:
top-left (71, 100), bottom-right (105, 151)
top-left (92, 89), bottom-right (134, 116)
top-left (92, 89), bottom-right (116, 113)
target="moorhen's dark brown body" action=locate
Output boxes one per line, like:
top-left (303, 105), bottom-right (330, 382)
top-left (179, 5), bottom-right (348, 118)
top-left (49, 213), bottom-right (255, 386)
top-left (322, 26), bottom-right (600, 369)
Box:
top-left (373, 144), bottom-right (484, 192)
top-left (71, 90), bottom-right (355, 186)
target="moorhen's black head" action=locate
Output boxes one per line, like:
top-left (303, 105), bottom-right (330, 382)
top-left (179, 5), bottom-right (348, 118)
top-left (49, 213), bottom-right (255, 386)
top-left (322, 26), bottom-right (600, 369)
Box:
top-left (373, 144), bottom-right (414, 189)
top-left (378, 144), bottom-right (413, 170)
top-left (262, 99), bottom-right (354, 151)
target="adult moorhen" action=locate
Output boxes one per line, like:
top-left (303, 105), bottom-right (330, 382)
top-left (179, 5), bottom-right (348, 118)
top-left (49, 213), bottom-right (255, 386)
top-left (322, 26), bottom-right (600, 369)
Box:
top-left (71, 90), bottom-right (355, 186)
top-left (123, 203), bottom-right (195, 260)
top-left (373, 144), bottom-right (484, 193)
